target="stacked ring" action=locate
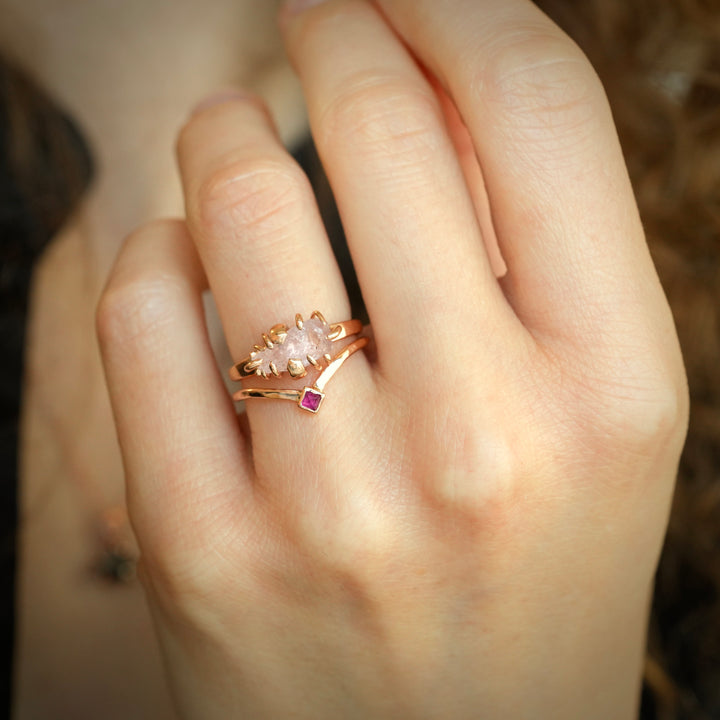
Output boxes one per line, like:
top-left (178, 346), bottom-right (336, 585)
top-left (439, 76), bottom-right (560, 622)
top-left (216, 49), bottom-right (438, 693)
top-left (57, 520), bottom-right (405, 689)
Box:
top-left (229, 311), bottom-right (367, 414)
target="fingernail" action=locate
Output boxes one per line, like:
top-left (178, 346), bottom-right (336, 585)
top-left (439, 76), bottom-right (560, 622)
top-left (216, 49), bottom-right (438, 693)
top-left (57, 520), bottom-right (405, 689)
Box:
top-left (190, 89), bottom-right (251, 117)
top-left (282, 0), bottom-right (330, 16)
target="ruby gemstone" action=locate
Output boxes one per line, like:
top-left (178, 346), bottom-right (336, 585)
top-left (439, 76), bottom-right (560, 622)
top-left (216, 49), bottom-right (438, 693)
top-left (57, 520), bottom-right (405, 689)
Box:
top-left (300, 388), bottom-right (324, 413)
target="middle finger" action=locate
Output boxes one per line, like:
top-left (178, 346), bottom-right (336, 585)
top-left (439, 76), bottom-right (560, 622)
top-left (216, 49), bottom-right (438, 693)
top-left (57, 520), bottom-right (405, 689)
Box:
top-left (281, 0), bottom-right (521, 385)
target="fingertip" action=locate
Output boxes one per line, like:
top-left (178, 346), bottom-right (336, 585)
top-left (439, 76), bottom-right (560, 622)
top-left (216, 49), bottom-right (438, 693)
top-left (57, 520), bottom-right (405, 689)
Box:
top-left (189, 89), bottom-right (256, 118)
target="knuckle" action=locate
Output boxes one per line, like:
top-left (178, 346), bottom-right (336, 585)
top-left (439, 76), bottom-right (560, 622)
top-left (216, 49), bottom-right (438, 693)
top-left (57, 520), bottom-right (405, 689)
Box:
top-left (290, 488), bottom-right (401, 591)
top-left (474, 24), bottom-right (603, 140)
top-left (97, 280), bottom-right (174, 350)
top-left (322, 524), bottom-right (409, 599)
top-left (417, 416), bottom-right (521, 530)
top-left (97, 271), bottom-right (183, 355)
top-left (534, 340), bottom-right (689, 490)
top-left (564, 362), bottom-right (690, 462)
top-left (613, 372), bottom-right (689, 449)
top-left (318, 72), bottom-right (443, 165)
top-left (193, 157), bottom-right (309, 241)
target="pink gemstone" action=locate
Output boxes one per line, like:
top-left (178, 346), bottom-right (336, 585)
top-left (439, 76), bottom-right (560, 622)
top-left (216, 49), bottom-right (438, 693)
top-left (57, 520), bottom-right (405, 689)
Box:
top-left (255, 318), bottom-right (332, 377)
top-left (300, 388), bottom-right (324, 413)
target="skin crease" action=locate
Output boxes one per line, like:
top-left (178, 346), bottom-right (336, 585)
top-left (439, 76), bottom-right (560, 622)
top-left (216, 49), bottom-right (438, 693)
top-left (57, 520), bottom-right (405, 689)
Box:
top-left (93, 0), bottom-right (688, 719)
top-left (8, 1), bottom-right (304, 718)
top-left (13, 1), bottom-right (687, 719)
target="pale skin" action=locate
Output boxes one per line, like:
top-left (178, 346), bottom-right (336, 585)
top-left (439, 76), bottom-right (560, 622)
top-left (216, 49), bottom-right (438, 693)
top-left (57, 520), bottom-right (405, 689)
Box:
top-left (21, 0), bottom-right (689, 717)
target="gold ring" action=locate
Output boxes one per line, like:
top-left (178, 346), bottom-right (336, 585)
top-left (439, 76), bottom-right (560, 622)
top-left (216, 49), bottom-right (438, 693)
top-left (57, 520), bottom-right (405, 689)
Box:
top-left (229, 311), bottom-right (366, 414)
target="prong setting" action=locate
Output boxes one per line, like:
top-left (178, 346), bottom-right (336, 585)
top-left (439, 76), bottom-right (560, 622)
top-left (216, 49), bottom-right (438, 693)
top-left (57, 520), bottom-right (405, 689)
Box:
top-left (243, 359), bottom-right (262, 374)
top-left (229, 313), bottom-right (364, 389)
top-left (269, 324), bottom-right (288, 344)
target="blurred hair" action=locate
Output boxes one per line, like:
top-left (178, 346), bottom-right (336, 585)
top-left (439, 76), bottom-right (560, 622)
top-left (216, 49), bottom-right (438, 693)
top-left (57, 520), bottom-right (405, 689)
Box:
top-left (0, 57), bottom-right (93, 250)
top-left (0, 54), bottom-right (93, 716)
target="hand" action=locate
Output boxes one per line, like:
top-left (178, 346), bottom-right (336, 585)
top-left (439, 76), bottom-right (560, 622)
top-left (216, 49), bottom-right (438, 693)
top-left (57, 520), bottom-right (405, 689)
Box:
top-left (97, 0), bottom-right (688, 718)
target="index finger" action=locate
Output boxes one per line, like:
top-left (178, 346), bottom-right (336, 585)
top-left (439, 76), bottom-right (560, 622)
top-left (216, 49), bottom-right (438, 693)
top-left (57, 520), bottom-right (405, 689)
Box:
top-left (376, 0), bottom-right (668, 346)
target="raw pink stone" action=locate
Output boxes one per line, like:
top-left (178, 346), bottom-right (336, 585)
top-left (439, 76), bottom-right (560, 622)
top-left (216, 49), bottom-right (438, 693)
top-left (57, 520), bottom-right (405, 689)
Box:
top-left (256, 318), bottom-right (332, 376)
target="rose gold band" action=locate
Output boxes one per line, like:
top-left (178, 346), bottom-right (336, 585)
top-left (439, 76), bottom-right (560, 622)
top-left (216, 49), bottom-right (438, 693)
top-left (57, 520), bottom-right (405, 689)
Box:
top-left (228, 311), bottom-right (366, 414)
top-left (232, 337), bottom-right (368, 414)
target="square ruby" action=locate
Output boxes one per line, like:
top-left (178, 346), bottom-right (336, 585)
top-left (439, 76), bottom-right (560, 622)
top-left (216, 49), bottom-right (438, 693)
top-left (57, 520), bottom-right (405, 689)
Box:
top-left (299, 387), bottom-right (324, 413)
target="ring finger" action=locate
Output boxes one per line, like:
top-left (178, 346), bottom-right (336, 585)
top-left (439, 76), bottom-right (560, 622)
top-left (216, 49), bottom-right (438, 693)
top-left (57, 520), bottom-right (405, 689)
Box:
top-left (177, 94), bottom-right (374, 463)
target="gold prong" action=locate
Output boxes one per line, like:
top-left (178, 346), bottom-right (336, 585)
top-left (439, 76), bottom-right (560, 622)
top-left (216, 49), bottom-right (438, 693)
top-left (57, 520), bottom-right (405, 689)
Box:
top-left (295, 313), bottom-right (304, 330)
top-left (307, 355), bottom-right (321, 369)
top-left (253, 344), bottom-right (264, 353)
top-left (269, 324), bottom-right (288, 344)
top-left (324, 353), bottom-right (332, 363)
top-left (327, 325), bottom-right (342, 341)
top-left (287, 358), bottom-right (307, 378)
top-left (244, 359), bottom-right (262, 374)
top-left (262, 334), bottom-right (274, 349)
top-left (269, 362), bottom-right (280, 377)
top-left (311, 310), bottom-right (327, 325)
top-left (259, 369), bottom-right (269, 379)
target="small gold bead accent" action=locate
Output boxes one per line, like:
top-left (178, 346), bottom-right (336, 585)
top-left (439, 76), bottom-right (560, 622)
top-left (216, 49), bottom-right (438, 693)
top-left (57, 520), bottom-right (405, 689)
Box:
top-left (287, 358), bottom-right (307, 378)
